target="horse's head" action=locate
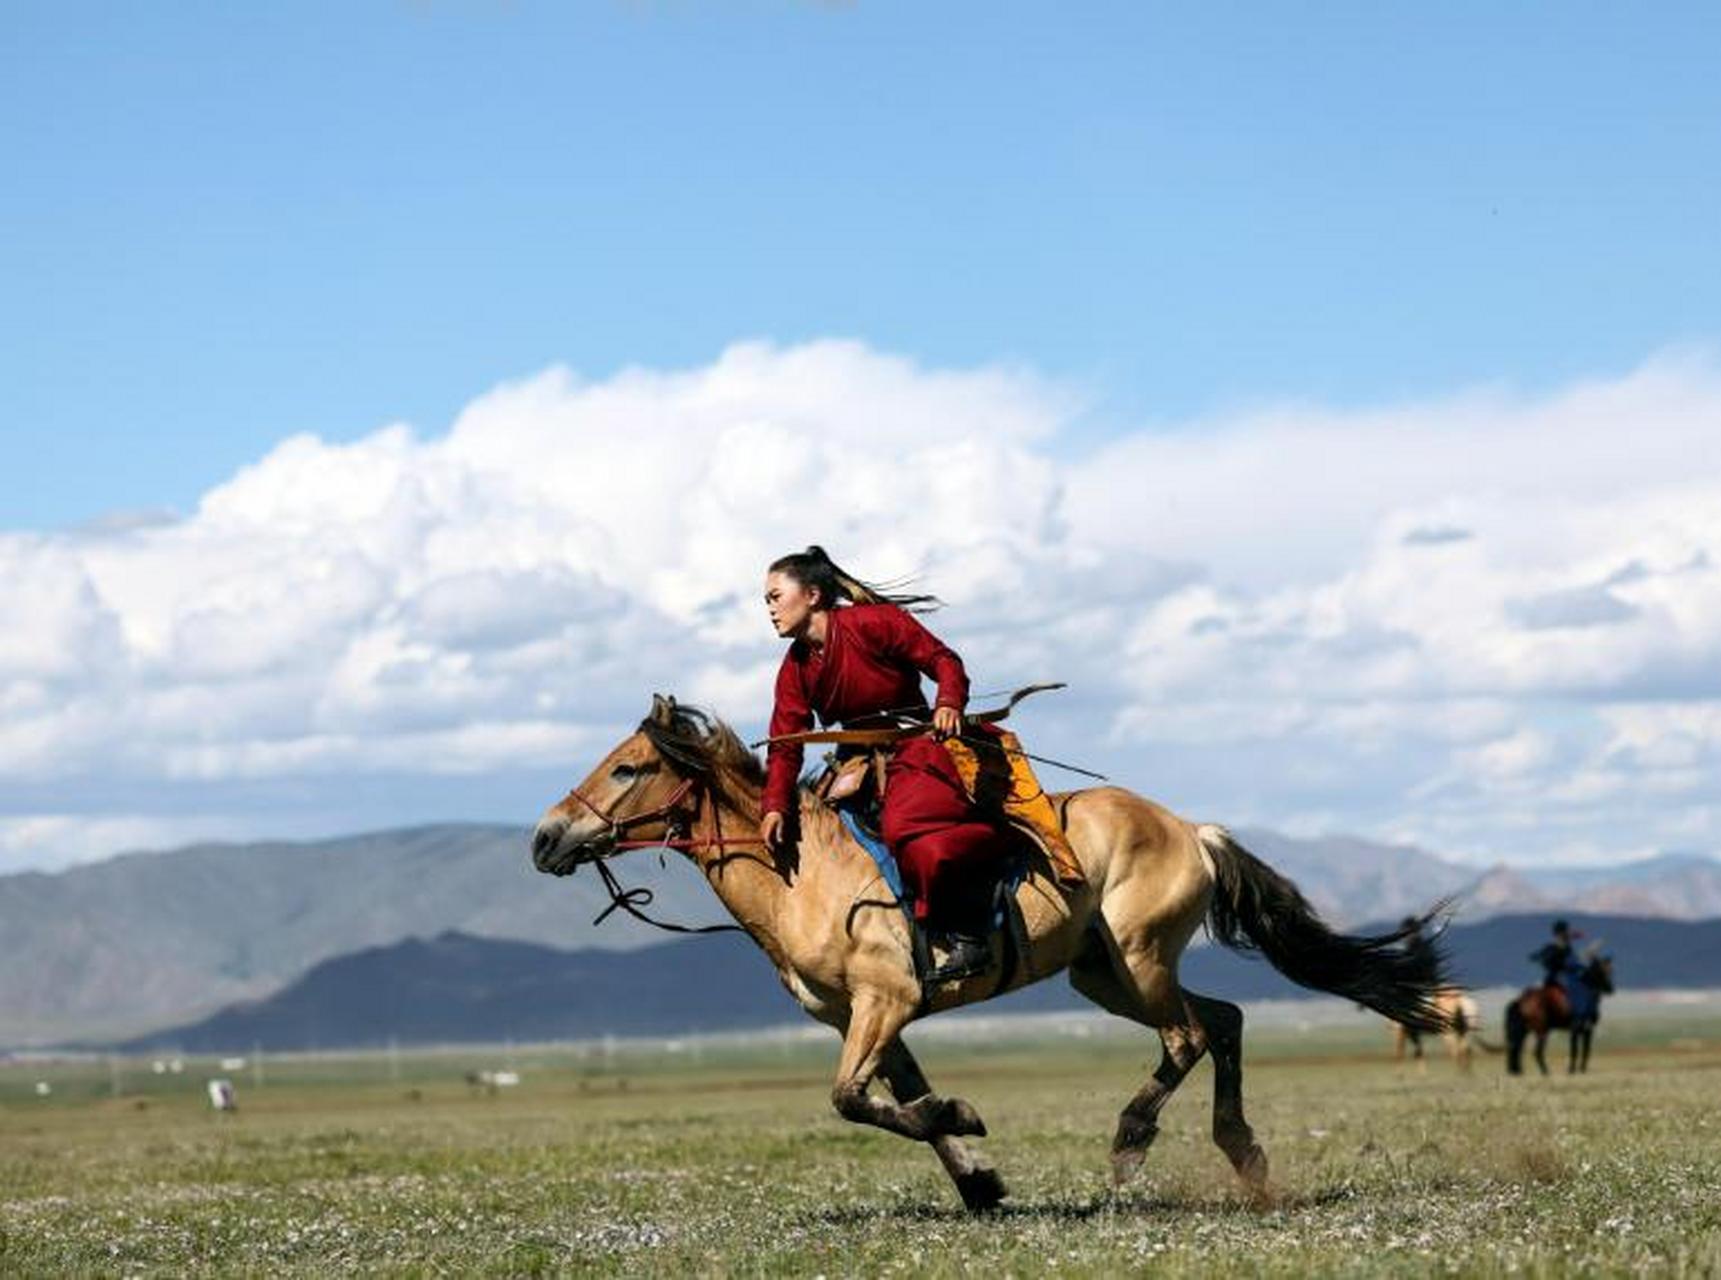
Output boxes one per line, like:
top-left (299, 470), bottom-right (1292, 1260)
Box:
top-left (530, 694), bottom-right (703, 876)
top-left (530, 694), bottom-right (763, 876)
top-left (1584, 951), bottom-right (1615, 995)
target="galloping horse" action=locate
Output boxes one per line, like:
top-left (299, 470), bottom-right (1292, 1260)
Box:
top-left (530, 697), bottom-right (1453, 1210)
top-left (1505, 953), bottom-right (1615, 1076)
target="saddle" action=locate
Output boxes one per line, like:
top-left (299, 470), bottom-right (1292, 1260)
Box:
top-left (1536, 981), bottom-right (1572, 1023)
top-left (812, 736), bottom-right (1080, 999)
top-left (812, 749), bottom-right (882, 807)
top-left (812, 733), bottom-right (1084, 888)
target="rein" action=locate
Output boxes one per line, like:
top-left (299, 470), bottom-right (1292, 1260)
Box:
top-left (561, 773), bottom-right (754, 936)
top-left (588, 856), bottom-right (745, 935)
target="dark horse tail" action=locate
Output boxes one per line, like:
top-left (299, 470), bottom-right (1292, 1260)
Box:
top-left (1197, 826), bottom-right (1454, 1033)
top-left (1504, 998), bottom-right (1528, 1074)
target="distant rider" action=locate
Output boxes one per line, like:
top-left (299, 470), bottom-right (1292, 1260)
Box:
top-left (1530, 918), bottom-right (1577, 988)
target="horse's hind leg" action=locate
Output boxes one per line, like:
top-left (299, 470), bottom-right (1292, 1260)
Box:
top-left (878, 1040), bottom-right (1005, 1212)
top-left (1068, 938), bottom-right (1206, 1185)
top-left (1185, 991), bottom-right (1269, 1195)
top-left (1111, 1020), bottom-right (1206, 1186)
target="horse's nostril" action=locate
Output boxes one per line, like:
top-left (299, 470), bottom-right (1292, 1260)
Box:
top-left (531, 827), bottom-right (556, 866)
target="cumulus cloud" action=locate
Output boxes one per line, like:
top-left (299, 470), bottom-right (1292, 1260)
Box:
top-left (1401, 526), bottom-right (1473, 546)
top-left (0, 813), bottom-right (240, 873)
top-left (1507, 585), bottom-right (1638, 631)
top-left (2, 340), bottom-right (1719, 872)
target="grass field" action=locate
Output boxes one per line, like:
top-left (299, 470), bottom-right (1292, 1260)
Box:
top-left (5, 998), bottom-right (1721, 1277)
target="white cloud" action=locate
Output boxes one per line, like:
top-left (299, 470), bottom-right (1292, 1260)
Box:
top-left (1, 339), bottom-right (1719, 872)
top-left (0, 814), bottom-right (239, 872)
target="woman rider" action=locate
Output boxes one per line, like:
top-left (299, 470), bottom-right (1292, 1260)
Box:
top-left (759, 546), bottom-right (1004, 982)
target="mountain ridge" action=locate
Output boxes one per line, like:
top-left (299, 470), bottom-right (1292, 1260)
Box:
top-left (116, 910), bottom-right (1721, 1052)
top-left (6, 821), bottom-right (1718, 1047)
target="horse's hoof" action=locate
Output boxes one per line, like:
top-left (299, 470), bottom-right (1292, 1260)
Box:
top-left (1236, 1145), bottom-right (1270, 1195)
top-left (955, 1167), bottom-right (1008, 1212)
top-left (1109, 1113), bottom-right (1157, 1186)
top-left (942, 1097), bottom-right (987, 1138)
top-left (1110, 1146), bottom-right (1146, 1186)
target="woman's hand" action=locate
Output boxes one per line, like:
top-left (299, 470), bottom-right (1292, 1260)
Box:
top-left (932, 705), bottom-right (963, 741)
top-left (761, 810), bottom-right (786, 851)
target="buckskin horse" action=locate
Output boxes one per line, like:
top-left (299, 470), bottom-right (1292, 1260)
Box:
top-left (1505, 952), bottom-right (1615, 1076)
top-left (1393, 987), bottom-right (1482, 1071)
top-left (530, 696), bottom-right (1452, 1211)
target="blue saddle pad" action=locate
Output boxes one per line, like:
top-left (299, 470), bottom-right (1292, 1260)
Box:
top-left (836, 810), bottom-right (1027, 931)
top-left (838, 809), bottom-right (908, 908)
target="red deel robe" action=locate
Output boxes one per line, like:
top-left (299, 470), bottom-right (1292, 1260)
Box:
top-left (763, 603), bottom-right (1002, 929)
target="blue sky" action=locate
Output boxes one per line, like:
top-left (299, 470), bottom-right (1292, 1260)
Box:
top-left (3, 4), bottom-right (1720, 873)
top-left (5, 2), bottom-right (1717, 528)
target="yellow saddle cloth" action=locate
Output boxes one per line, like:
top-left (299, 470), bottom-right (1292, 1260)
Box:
top-left (943, 730), bottom-right (1085, 887)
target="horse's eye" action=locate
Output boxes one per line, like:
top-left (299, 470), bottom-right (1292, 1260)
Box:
top-left (610, 764), bottom-right (638, 784)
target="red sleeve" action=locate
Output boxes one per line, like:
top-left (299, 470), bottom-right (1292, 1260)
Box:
top-left (856, 605), bottom-right (969, 713)
top-left (761, 652), bottom-right (812, 817)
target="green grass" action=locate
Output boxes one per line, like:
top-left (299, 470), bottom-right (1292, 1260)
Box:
top-left (4, 1010), bottom-right (1721, 1276)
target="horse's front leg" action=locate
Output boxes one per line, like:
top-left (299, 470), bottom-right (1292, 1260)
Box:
top-left (875, 1039), bottom-right (1004, 1211)
top-left (1534, 1030), bottom-right (1550, 1076)
top-left (830, 996), bottom-right (985, 1142)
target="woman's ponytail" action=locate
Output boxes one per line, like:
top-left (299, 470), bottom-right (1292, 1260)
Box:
top-left (769, 545), bottom-right (940, 612)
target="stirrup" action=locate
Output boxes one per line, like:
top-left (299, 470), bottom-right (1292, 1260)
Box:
top-left (925, 933), bottom-right (992, 984)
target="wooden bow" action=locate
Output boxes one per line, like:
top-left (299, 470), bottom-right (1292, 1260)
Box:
top-left (752, 682), bottom-right (1066, 750)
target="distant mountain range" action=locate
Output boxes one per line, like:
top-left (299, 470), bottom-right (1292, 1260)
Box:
top-left (118, 911), bottom-right (1721, 1052)
top-left (0, 824), bottom-right (725, 1046)
top-left (1228, 829), bottom-right (1721, 926)
top-left (5, 822), bottom-right (1719, 1047)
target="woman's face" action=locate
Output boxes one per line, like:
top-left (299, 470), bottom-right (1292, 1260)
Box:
top-left (764, 571), bottom-right (822, 639)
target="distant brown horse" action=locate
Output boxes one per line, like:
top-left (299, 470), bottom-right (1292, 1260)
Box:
top-left (530, 697), bottom-right (1453, 1211)
top-left (1505, 955), bottom-right (1615, 1076)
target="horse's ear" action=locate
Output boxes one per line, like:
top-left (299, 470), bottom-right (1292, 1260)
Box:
top-left (649, 693), bottom-right (677, 726)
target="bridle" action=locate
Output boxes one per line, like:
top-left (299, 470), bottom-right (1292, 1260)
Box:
top-left (560, 773), bottom-right (704, 852)
top-left (557, 769), bottom-right (758, 936)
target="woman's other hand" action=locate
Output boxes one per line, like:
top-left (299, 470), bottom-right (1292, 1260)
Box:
top-left (932, 705), bottom-right (963, 741)
top-left (761, 810), bottom-right (786, 851)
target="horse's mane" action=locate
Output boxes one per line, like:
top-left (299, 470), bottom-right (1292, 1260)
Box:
top-left (638, 698), bottom-right (846, 878)
top-left (637, 701), bottom-right (766, 806)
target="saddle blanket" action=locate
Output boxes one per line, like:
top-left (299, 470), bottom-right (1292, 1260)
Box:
top-left (838, 808), bottom-right (1022, 930)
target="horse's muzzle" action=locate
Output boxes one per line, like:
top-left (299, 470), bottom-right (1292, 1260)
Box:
top-left (530, 818), bottom-right (612, 876)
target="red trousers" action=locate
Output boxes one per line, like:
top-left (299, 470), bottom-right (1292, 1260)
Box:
top-left (880, 736), bottom-right (1005, 931)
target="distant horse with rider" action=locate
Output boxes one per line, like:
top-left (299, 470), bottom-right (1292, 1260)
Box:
top-left (1506, 937), bottom-right (1615, 1075)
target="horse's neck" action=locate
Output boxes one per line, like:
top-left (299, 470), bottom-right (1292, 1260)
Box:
top-left (684, 778), bottom-right (787, 938)
top-left (686, 781), bottom-right (869, 944)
